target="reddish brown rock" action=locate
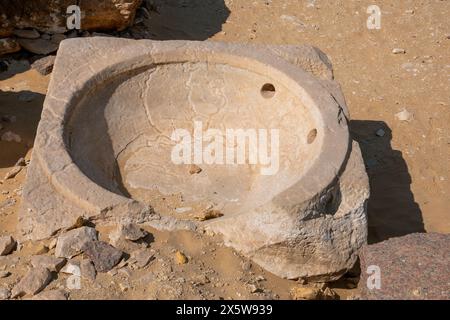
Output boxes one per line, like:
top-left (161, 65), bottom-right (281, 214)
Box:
top-left (359, 233), bottom-right (450, 300)
top-left (0, 1), bottom-right (142, 37)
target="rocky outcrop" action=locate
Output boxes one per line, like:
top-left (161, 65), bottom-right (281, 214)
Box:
top-left (0, 0), bottom-right (142, 37)
top-left (359, 233), bottom-right (450, 300)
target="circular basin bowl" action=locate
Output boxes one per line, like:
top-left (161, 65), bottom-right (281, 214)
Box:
top-left (64, 43), bottom-right (348, 221)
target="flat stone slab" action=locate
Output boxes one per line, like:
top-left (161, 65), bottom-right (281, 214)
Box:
top-left (18, 38), bottom-right (369, 281)
top-left (360, 233), bottom-right (450, 300)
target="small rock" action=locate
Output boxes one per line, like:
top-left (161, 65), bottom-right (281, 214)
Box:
top-left (51, 34), bottom-right (66, 45)
top-left (0, 38), bottom-right (21, 55)
top-left (31, 255), bottom-right (66, 272)
top-left (31, 55), bottom-right (55, 75)
top-left (55, 226), bottom-right (98, 258)
top-left (80, 259), bottom-right (96, 281)
top-left (13, 29), bottom-right (40, 39)
top-left (112, 223), bottom-right (147, 242)
top-left (15, 157), bottom-right (26, 166)
top-left (375, 128), bottom-right (385, 137)
top-left (12, 267), bottom-right (53, 297)
top-left (322, 287), bottom-right (340, 300)
top-left (131, 248), bottom-right (154, 268)
top-left (392, 48), bottom-right (406, 54)
top-left (241, 260), bottom-right (252, 271)
top-left (189, 164), bottom-right (203, 174)
top-left (0, 271), bottom-right (10, 278)
top-left (60, 260), bottom-right (80, 274)
top-left (175, 251), bottom-right (188, 265)
top-left (0, 235), bottom-right (16, 256)
top-left (195, 209), bottom-right (224, 221)
top-left (248, 284), bottom-right (261, 293)
top-left (48, 238), bottom-right (57, 250)
top-left (1, 131), bottom-right (21, 143)
top-left (82, 241), bottom-right (123, 273)
top-left (17, 38), bottom-right (59, 55)
top-left (0, 288), bottom-right (11, 300)
top-left (3, 166), bottom-right (22, 180)
top-left (290, 286), bottom-right (322, 300)
top-left (119, 282), bottom-right (130, 292)
top-left (1, 115), bottom-right (16, 123)
top-left (32, 289), bottom-right (67, 300)
top-left (395, 109), bottom-right (414, 122)
top-left (191, 274), bottom-right (210, 286)
top-left (18, 91), bottom-right (40, 102)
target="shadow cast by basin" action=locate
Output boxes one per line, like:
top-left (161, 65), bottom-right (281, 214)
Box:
top-left (350, 120), bottom-right (425, 244)
top-left (0, 90), bottom-right (44, 169)
top-left (131, 0), bottom-right (230, 40)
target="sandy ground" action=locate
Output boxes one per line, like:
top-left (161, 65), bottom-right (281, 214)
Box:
top-left (0, 0), bottom-right (449, 300)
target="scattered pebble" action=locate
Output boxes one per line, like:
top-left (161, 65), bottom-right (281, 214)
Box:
top-left (0, 271), bottom-right (11, 278)
top-left (175, 251), bottom-right (188, 265)
top-left (195, 209), bottom-right (224, 221)
top-left (375, 128), bottom-right (386, 137)
top-left (131, 248), bottom-right (155, 268)
top-left (392, 48), bottom-right (406, 54)
top-left (1, 131), bottom-right (21, 143)
top-left (189, 164), bottom-right (203, 175)
top-left (111, 223), bottom-right (147, 242)
top-left (395, 109), bottom-right (414, 122)
top-left (0, 235), bottom-right (16, 256)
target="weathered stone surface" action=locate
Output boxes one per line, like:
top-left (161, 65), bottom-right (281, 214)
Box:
top-left (0, 0), bottom-right (142, 37)
top-left (13, 28), bottom-right (40, 39)
top-left (0, 235), bottom-right (16, 256)
top-left (32, 289), bottom-right (68, 300)
top-left (360, 233), bottom-right (450, 300)
top-left (121, 223), bottom-right (147, 241)
top-left (82, 241), bottom-right (123, 273)
top-left (3, 166), bottom-right (22, 180)
top-left (17, 38), bottom-right (59, 55)
top-left (31, 55), bottom-right (56, 75)
top-left (80, 259), bottom-right (97, 281)
top-left (18, 38), bottom-right (369, 281)
top-left (0, 38), bottom-right (20, 55)
top-left (31, 255), bottom-right (66, 272)
top-left (55, 227), bottom-right (98, 258)
top-left (0, 271), bottom-right (11, 278)
top-left (130, 248), bottom-right (154, 268)
top-left (12, 267), bottom-right (53, 297)
top-left (0, 288), bottom-right (11, 300)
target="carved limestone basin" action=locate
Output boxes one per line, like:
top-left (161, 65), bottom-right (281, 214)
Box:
top-left (19, 38), bottom-right (369, 281)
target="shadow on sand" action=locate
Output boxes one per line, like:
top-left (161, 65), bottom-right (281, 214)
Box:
top-left (350, 120), bottom-right (425, 244)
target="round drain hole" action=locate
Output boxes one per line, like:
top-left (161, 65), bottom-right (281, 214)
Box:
top-left (261, 83), bottom-right (276, 98)
top-left (307, 129), bottom-right (317, 144)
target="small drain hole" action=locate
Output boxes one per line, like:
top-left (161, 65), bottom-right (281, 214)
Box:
top-left (261, 83), bottom-right (276, 98)
top-left (307, 129), bottom-right (317, 144)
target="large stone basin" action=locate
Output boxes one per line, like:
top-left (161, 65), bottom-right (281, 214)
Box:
top-left (19, 38), bottom-right (369, 281)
